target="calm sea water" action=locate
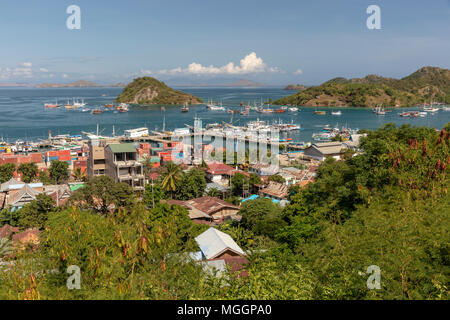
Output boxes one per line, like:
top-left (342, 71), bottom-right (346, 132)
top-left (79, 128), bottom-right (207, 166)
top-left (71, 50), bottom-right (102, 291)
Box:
top-left (0, 87), bottom-right (449, 142)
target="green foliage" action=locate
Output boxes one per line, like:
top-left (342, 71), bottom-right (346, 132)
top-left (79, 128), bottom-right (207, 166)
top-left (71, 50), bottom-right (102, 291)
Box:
top-left (175, 168), bottom-right (206, 200)
top-left (0, 238), bottom-right (13, 258)
top-left (116, 77), bottom-right (203, 105)
top-left (72, 167), bottom-right (86, 182)
top-left (18, 162), bottom-right (38, 183)
top-left (206, 187), bottom-right (222, 198)
top-left (69, 176), bottom-right (135, 214)
top-left (268, 174), bottom-right (286, 184)
top-left (230, 172), bottom-right (249, 197)
top-left (17, 193), bottom-right (56, 230)
top-left (0, 208), bottom-right (20, 227)
top-left (239, 198), bottom-right (286, 238)
top-left (49, 160), bottom-right (70, 184)
top-left (0, 163), bottom-right (16, 183)
top-left (143, 182), bottom-right (167, 208)
top-left (160, 162), bottom-right (182, 197)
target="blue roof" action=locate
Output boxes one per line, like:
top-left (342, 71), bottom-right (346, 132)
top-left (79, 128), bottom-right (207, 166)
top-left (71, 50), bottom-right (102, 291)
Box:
top-left (241, 194), bottom-right (259, 202)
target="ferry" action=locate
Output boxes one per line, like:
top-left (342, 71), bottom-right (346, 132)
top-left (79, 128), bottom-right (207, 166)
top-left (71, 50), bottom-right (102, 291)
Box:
top-left (124, 127), bottom-right (149, 138)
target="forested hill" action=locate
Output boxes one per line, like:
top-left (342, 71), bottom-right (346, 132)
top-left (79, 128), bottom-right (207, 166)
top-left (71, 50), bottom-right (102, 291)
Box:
top-left (274, 66), bottom-right (450, 107)
top-left (116, 77), bottom-right (203, 105)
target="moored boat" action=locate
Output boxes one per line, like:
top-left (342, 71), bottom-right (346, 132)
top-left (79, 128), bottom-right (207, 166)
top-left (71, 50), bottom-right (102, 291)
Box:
top-left (314, 111), bottom-right (326, 115)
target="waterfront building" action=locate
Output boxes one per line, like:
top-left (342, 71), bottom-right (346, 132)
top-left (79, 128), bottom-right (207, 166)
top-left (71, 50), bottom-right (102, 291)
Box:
top-left (302, 141), bottom-right (346, 161)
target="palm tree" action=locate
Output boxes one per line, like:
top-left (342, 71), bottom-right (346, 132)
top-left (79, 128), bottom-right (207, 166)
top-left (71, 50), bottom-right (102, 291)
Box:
top-left (161, 162), bottom-right (182, 198)
top-left (0, 238), bottom-right (13, 258)
top-left (72, 167), bottom-right (86, 182)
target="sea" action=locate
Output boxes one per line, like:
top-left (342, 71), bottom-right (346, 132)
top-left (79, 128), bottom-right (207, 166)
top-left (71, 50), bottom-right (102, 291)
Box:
top-left (0, 87), bottom-right (449, 143)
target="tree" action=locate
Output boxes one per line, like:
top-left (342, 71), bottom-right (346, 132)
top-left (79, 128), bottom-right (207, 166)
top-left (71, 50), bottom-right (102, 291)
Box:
top-left (17, 193), bottom-right (55, 229)
top-left (239, 198), bottom-right (285, 238)
top-left (175, 168), bottom-right (206, 200)
top-left (0, 163), bottom-right (16, 183)
top-left (206, 187), bottom-right (222, 198)
top-left (0, 238), bottom-right (13, 258)
top-left (249, 173), bottom-right (262, 193)
top-left (231, 172), bottom-right (249, 197)
top-left (69, 176), bottom-right (134, 214)
top-left (72, 167), bottom-right (86, 182)
top-left (18, 162), bottom-right (38, 183)
top-left (268, 174), bottom-right (286, 184)
top-left (0, 208), bottom-right (20, 227)
top-left (49, 160), bottom-right (70, 184)
top-left (160, 162), bottom-right (182, 198)
top-left (143, 182), bottom-right (166, 208)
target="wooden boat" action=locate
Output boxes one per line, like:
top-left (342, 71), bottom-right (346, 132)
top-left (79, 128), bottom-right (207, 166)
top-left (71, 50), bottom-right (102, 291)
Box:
top-left (91, 109), bottom-right (104, 114)
top-left (105, 104), bottom-right (114, 108)
top-left (314, 111), bottom-right (326, 115)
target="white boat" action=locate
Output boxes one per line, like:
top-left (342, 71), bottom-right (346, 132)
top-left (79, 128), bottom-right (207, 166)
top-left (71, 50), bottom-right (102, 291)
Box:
top-left (331, 111), bottom-right (342, 116)
top-left (443, 107), bottom-right (450, 111)
top-left (73, 99), bottom-right (86, 108)
top-left (288, 107), bottom-right (298, 112)
top-left (206, 100), bottom-right (225, 111)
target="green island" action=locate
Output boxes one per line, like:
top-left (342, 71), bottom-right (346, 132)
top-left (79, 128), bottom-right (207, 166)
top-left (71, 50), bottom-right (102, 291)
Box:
top-left (274, 66), bottom-right (450, 107)
top-left (0, 123), bottom-right (448, 299)
top-left (115, 77), bottom-right (203, 105)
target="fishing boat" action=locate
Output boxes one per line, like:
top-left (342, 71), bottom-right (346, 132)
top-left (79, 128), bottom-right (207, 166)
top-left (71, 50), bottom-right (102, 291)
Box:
top-left (73, 99), bottom-right (86, 108)
top-left (64, 100), bottom-right (76, 109)
top-left (274, 108), bottom-right (286, 113)
top-left (288, 107), bottom-right (298, 112)
top-left (91, 109), bottom-right (104, 114)
top-left (181, 104), bottom-right (189, 112)
top-left (331, 110), bottom-right (342, 116)
top-left (206, 100), bottom-right (225, 111)
top-left (44, 100), bottom-right (60, 108)
top-left (443, 107), bottom-right (450, 111)
top-left (80, 108), bottom-right (90, 112)
top-left (105, 104), bottom-right (114, 108)
top-left (314, 111), bottom-right (326, 115)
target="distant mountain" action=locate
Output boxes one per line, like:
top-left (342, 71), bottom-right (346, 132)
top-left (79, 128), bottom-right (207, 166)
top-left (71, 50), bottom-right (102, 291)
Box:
top-left (115, 77), bottom-right (203, 105)
top-left (35, 80), bottom-right (126, 88)
top-left (274, 67), bottom-right (450, 107)
top-left (284, 84), bottom-right (307, 91)
top-left (220, 79), bottom-right (263, 87)
top-left (0, 83), bottom-right (31, 87)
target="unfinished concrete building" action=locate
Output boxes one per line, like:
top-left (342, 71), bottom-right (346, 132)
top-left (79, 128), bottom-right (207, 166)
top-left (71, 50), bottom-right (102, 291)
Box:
top-left (104, 143), bottom-right (145, 191)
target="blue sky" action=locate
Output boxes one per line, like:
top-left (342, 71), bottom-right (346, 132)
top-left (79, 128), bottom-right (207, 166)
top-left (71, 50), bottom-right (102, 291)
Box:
top-left (0, 0), bottom-right (449, 85)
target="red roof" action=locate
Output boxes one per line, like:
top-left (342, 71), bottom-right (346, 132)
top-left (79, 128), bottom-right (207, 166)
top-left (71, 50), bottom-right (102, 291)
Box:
top-left (206, 161), bottom-right (235, 175)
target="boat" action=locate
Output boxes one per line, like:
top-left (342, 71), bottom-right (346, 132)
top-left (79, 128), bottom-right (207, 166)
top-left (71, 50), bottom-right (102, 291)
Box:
top-left (274, 109), bottom-right (286, 113)
top-left (91, 109), bottom-right (104, 114)
top-left (288, 107), bottom-right (298, 112)
top-left (73, 99), bottom-right (86, 108)
top-left (206, 100), bottom-right (225, 111)
top-left (105, 104), bottom-right (114, 108)
top-left (80, 108), bottom-right (90, 112)
top-left (373, 106), bottom-right (386, 115)
top-left (116, 103), bottom-right (129, 112)
top-left (181, 104), bottom-right (189, 112)
top-left (443, 107), bottom-right (450, 111)
top-left (331, 111), bottom-right (342, 116)
top-left (45, 100), bottom-right (60, 108)
top-left (314, 111), bottom-right (326, 115)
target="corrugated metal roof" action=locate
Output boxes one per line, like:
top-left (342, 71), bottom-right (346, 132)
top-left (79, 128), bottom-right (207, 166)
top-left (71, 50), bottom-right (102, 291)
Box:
top-left (195, 227), bottom-right (245, 260)
top-left (108, 143), bottom-right (137, 153)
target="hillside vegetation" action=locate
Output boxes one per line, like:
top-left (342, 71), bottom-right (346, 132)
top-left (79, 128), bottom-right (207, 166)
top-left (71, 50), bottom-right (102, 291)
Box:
top-left (116, 77), bottom-right (203, 105)
top-left (275, 66), bottom-right (450, 107)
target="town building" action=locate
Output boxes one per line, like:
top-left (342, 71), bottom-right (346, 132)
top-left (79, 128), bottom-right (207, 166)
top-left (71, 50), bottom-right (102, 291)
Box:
top-left (259, 181), bottom-right (289, 201)
top-left (303, 141), bottom-right (346, 161)
top-left (249, 163), bottom-right (280, 176)
top-left (104, 143), bottom-right (145, 191)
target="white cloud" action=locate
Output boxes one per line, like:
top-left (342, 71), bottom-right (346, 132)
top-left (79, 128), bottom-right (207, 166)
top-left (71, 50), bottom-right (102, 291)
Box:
top-left (39, 68), bottom-right (49, 72)
top-left (294, 68), bottom-right (303, 75)
top-left (140, 69), bottom-right (153, 75)
top-left (156, 52), bottom-right (278, 75)
top-left (62, 74), bottom-right (69, 78)
top-left (20, 62), bottom-right (32, 67)
top-left (13, 67), bottom-right (33, 78)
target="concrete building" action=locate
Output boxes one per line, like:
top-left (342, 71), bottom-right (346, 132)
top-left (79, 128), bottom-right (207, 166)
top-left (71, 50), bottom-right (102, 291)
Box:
top-left (303, 141), bottom-right (346, 161)
top-left (104, 143), bottom-right (145, 191)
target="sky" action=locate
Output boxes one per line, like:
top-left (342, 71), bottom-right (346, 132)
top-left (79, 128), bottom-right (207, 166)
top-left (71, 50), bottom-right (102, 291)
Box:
top-left (0, 0), bottom-right (449, 86)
